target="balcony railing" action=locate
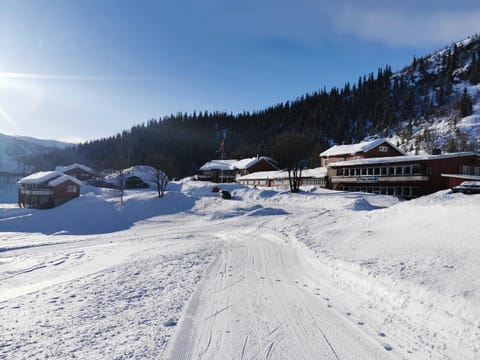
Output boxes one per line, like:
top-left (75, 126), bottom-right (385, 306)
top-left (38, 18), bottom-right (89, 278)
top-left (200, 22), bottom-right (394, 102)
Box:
top-left (20, 189), bottom-right (54, 196)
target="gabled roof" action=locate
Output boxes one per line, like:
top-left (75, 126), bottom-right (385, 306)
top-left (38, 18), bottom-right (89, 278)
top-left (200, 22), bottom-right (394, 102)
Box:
top-left (200, 157), bottom-right (279, 172)
top-left (19, 171), bottom-right (82, 187)
top-left (48, 174), bottom-right (83, 187)
top-left (234, 156), bottom-right (279, 170)
top-left (18, 171), bottom-right (61, 184)
top-left (319, 138), bottom-right (406, 157)
top-left (55, 163), bottom-right (96, 174)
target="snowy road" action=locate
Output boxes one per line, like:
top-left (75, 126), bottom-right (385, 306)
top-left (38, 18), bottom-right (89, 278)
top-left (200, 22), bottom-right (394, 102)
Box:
top-left (168, 227), bottom-right (397, 360)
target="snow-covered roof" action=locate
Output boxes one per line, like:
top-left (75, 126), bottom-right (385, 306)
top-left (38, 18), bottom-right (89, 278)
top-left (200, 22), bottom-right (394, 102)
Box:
top-left (18, 171), bottom-right (82, 187)
top-left (199, 159), bottom-right (239, 171)
top-left (237, 167), bottom-right (327, 181)
top-left (237, 170), bottom-right (288, 180)
top-left (48, 174), bottom-right (83, 187)
top-left (301, 167), bottom-right (328, 177)
top-left (329, 152), bottom-right (479, 167)
top-left (55, 163), bottom-right (95, 174)
top-left (18, 171), bottom-right (62, 185)
top-left (234, 156), bottom-right (278, 170)
top-left (320, 138), bottom-right (406, 157)
top-left (441, 174), bottom-right (480, 181)
top-left (200, 157), bottom-right (279, 172)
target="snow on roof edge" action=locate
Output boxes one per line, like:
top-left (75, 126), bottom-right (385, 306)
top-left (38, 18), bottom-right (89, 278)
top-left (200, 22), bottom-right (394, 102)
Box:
top-left (328, 152), bottom-right (479, 167)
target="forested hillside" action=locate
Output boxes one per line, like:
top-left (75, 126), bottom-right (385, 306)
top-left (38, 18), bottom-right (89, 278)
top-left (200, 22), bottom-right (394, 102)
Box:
top-left (25, 35), bottom-right (480, 179)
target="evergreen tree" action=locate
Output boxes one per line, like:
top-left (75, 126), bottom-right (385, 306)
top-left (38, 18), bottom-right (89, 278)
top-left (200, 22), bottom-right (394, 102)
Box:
top-left (456, 88), bottom-right (473, 117)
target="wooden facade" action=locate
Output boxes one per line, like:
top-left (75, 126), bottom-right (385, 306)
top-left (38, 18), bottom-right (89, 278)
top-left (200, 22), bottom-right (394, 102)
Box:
top-left (18, 172), bottom-right (82, 209)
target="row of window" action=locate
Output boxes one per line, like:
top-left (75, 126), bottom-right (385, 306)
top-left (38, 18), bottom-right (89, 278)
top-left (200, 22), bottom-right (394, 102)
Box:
top-left (240, 178), bottom-right (325, 186)
top-left (462, 166), bottom-right (480, 176)
top-left (338, 185), bottom-right (420, 197)
top-left (336, 164), bottom-right (422, 177)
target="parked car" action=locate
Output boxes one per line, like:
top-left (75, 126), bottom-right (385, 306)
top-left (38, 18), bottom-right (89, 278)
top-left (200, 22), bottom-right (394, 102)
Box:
top-left (451, 181), bottom-right (480, 194)
top-left (219, 190), bottom-right (232, 199)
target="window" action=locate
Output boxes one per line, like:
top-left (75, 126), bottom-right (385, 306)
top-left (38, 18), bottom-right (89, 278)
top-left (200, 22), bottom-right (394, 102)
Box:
top-left (412, 165), bottom-right (420, 174)
top-left (379, 146), bottom-right (388, 153)
top-left (361, 168), bottom-right (367, 175)
top-left (67, 185), bottom-right (77, 193)
top-left (355, 168), bottom-right (361, 176)
top-left (396, 166), bottom-right (403, 175)
top-left (374, 168), bottom-right (380, 175)
top-left (367, 168), bottom-right (374, 175)
top-left (388, 167), bottom-right (395, 175)
top-left (404, 166), bottom-right (411, 175)
top-left (381, 167), bottom-right (387, 175)
top-left (338, 168), bottom-right (344, 176)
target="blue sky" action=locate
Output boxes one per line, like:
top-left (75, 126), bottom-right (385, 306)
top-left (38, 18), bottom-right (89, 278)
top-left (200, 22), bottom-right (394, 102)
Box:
top-left (0, 0), bottom-right (479, 142)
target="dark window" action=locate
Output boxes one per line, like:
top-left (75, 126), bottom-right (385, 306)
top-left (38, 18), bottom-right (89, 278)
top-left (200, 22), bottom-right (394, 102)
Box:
top-left (374, 168), bottom-right (380, 175)
top-left (368, 168), bottom-right (374, 175)
top-left (388, 167), bottom-right (395, 175)
top-left (396, 166), bottom-right (403, 175)
top-left (412, 165), bottom-right (420, 174)
top-left (404, 166), bottom-right (411, 175)
top-left (381, 167), bottom-right (387, 175)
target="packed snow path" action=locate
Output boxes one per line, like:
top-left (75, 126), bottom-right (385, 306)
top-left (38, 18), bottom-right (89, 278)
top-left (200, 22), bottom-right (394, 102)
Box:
top-left (168, 228), bottom-right (396, 360)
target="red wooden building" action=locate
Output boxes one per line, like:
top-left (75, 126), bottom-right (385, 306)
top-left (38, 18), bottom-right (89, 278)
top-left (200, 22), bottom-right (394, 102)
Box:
top-left (18, 171), bottom-right (82, 209)
top-left (327, 152), bottom-right (480, 198)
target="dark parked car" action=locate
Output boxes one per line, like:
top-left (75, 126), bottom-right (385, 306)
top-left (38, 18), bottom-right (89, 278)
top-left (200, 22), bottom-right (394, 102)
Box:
top-left (451, 181), bottom-right (480, 194)
top-left (219, 190), bottom-right (232, 199)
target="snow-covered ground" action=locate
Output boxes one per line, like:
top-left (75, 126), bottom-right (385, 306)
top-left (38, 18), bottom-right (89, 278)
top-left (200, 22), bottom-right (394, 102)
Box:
top-left (1, 180), bottom-right (479, 359)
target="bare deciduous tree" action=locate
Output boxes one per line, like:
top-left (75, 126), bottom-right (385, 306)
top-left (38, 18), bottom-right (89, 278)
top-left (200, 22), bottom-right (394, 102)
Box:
top-left (146, 167), bottom-right (169, 197)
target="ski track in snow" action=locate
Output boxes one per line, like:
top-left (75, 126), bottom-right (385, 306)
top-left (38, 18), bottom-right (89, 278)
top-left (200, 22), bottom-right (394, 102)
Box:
top-left (167, 228), bottom-right (399, 360)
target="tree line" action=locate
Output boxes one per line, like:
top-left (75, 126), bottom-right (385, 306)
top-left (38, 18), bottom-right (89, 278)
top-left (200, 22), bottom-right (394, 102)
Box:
top-left (25, 36), bottom-right (480, 179)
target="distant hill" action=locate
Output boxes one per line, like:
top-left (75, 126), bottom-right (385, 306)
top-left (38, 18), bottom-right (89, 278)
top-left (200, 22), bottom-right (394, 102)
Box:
top-left (23, 34), bottom-right (480, 179)
top-left (0, 133), bottom-right (71, 174)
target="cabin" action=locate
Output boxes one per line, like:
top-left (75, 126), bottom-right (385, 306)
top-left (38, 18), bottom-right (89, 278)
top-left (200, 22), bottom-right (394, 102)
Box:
top-left (319, 138), bottom-right (405, 167)
top-left (327, 152), bottom-right (480, 198)
top-left (18, 171), bottom-right (82, 209)
top-left (233, 157), bottom-right (280, 177)
top-left (237, 167), bottom-right (327, 188)
top-left (55, 163), bottom-right (97, 181)
top-left (198, 156), bottom-right (279, 183)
